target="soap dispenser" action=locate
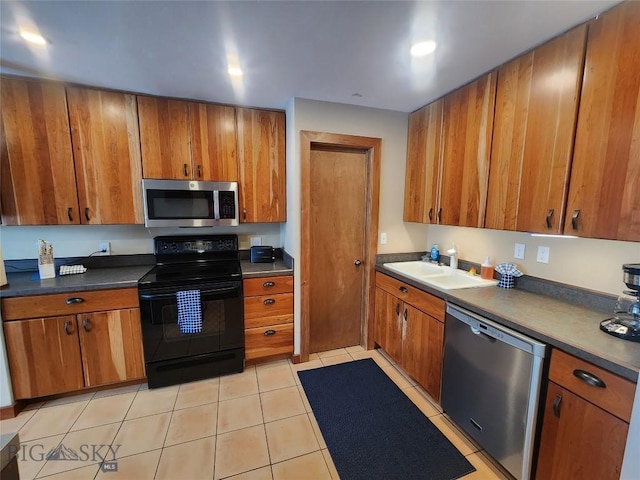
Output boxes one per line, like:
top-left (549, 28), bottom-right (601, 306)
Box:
top-left (447, 244), bottom-right (458, 270)
top-left (481, 256), bottom-right (494, 280)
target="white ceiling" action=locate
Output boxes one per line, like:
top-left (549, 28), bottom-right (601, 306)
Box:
top-left (0, 0), bottom-right (619, 113)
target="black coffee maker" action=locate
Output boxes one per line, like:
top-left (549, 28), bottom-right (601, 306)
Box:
top-left (600, 264), bottom-right (640, 342)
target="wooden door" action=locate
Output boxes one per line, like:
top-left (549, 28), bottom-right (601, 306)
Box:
top-left (236, 108), bottom-right (286, 222)
top-left (536, 381), bottom-right (628, 480)
top-left (373, 288), bottom-right (403, 362)
top-left (77, 309), bottom-right (145, 387)
top-left (565, 1), bottom-right (640, 241)
top-left (440, 73), bottom-right (497, 227)
top-left (403, 100), bottom-right (443, 224)
top-left (401, 305), bottom-right (443, 402)
top-left (138, 96), bottom-right (192, 179)
top-left (0, 78), bottom-right (79, 225)
top-left (189, 103), bottom-right (238, 181)
top-left (486, 26), bottom-right (587, 233)
top-left (67, 87), bottom-right (143, 224)
top-left (309, 147), bottom-right (366, 352)
top-left (3, 316), bottom-right (84, 399)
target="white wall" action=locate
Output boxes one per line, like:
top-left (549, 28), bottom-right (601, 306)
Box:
top-left (0, 224), bottom-right (283, 259)
top-left (425, 225), bottom-right (640, 296)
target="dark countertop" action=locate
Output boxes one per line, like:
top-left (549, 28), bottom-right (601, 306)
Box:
top-left (377, 265), bottom-right (640, 382)
top-left (0, 261), bottom-right (293, 298)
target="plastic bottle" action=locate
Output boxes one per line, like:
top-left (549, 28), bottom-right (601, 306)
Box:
top-left (430, 244), bottom-right (440, 263)
top-left (481, 256), bottom-right (494, 280)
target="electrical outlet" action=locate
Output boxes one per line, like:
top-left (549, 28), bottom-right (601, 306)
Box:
top-left (514, 243), bottom-right (525, 260)
top-left (380, 232), bottom-right (387, 245)
top-left (536, 246), bottom-right (550, 264)
top-left (250, 236), bottom-right (262, 247)
top-left (99, 242), bottom-right (111, 256)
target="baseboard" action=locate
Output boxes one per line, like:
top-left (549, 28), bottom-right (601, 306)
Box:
top-left (0, 400), bottom-right (26, 420)
top-left (292, 354), bottom-right (302, 364)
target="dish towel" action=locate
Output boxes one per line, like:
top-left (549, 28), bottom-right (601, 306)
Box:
top-left (176, 290), bottom-right (203, 334)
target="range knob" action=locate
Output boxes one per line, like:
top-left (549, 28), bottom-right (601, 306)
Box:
top-left (171, 242), bottom-right (178, 251)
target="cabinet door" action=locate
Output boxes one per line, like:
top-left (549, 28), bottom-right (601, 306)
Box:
top-left (401, 305), bottom-right (443, 402)
top-left (565, 1), bottom-right (640, 241)
top-left (486, 26), bottom-right (587, 233)
top-left (440, 73), bottom-right (497, 227)
top-left (67, 88), bottom-right (143, 224)
top-left (536, 381), bottom-right (628, 480)
top-left (373, 288), bottom-right (403, 363)
top-left (236, 108), bottom-right (286, 222)
top-left (403, 101), bottom-right (443, 224)
top-left (0, 78), bottom-right (79, 225)
top-left (3, 316), bottom-right (84, 399)
top-left (78, 309), bottom-right (145, 387)
top-left (189, 103), bottom-right (237, 181)
top-left (138, 96), bottom-right (192, 179)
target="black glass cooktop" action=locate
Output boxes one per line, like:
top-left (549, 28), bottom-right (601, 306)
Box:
top-left (138, 260), bottom-right (241, 288)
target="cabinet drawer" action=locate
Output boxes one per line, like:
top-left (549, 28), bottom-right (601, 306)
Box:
top-left (245, 323), bottom-right (294, 360)
top-left (376, 273), bottom-right (444, 322)
top-left (243, 275), bottom-right (293, 296)
top-left (549, 349), bottom-right (635, 422)
top-left (1, 288), bottom-right (140, 321)
top-left (244, 293), bottom-right (293, 328)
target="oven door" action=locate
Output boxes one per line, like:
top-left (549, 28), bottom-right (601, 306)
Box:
top-left (138, 280), bottom-right (244, 363)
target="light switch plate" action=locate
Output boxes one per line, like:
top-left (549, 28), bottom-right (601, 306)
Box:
top-left (514, 243), bottom-right (525, 260)
top-left (536, 246), bottom-right (550, 264)
top-left (380, 232), bottom-right (387, 245)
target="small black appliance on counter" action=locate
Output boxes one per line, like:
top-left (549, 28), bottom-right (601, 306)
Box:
top-left (250, 246), bottom-right (275, 263)
top-left (600, 263), bottom-right (640, 342)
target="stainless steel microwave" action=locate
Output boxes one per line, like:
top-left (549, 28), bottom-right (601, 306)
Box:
top-left (142, 179), bottom-right (239, 227)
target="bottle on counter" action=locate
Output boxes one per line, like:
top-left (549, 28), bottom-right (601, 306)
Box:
top-left (481, 256), bottom-right (494, 280)
top-left (430, 244), bottom-right (440, 263)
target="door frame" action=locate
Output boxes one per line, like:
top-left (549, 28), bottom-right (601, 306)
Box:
top-left (300, 131), bottom-right (381, 362)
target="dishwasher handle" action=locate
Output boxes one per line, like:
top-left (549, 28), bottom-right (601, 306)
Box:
top-left (470, 326), bottom-right (497, 343)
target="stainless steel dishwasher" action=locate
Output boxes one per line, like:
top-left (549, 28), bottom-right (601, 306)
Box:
top-left (441, 304), bottom-right (547, 480)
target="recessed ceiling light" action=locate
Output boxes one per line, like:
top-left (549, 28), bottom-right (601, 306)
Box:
top-left (411, 40), bottom-right (437, 57)
top-left (228, 66), bottom-right (243, 77)
top-left (19, 30), bottom-right (47, 46)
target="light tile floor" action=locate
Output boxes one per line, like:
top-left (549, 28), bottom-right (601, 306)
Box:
top-left (0, 347), bottom-right (512, 480)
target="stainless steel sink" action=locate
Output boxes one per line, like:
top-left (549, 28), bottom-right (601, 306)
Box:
top-left (383, 261), bottom-right (498, 290)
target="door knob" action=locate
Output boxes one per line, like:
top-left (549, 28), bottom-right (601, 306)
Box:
top-left (354, 259), bottom-right (362, 266)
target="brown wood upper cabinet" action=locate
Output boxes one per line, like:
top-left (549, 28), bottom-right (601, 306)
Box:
top-left (439, 73), bottom-right (496, 227)
top-left (403, 100), bottom-right (443, 224)
top-left (0, 78), bottom-right (78, 225)
top-left (236, 108), bottom-right (286, 222)
top-left (67, 87), bottom-right (144, 224)
top-left (564, 0), bottom-right (640, 241)
top-left (137, 96), bottom-right (237, 182)
top-left (486, 25), bottom-right (587, 233)
top-left (404, 74), bottom-right (496, 227)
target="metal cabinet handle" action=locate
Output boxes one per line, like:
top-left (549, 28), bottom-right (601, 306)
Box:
top-left (546, 209), bottom-right (554, 229)
top-left (66, 297), bottom-right (85, 305)
top-left (82, 318), bottom-right (90, 332)
top-left (437, 208), bottom-right (442, 223)
top-left (263, 281), bottom-right (275, 288)
top-left (398, 286), bottom-right (408, 294)
top-left (263, 298), bottom-right (275, 305)
top-left (67, 207), bottom-right (74, 222)
top-left (403, 309), bottom-right (408, 321)
top-left (84, 208), bottom-right (90, 221)
top-left (196, 165), bottom-right (202, 178)
top-left (64, 320), bottom-right (73, 335)
top-left (428, 208), bottom-right (433, 222)
top-left (354, 259), bottom-right (362, 266)
top-left (571, 209), bottom-right (580, 230)
top-left (243, 208), bottom-right (247, 220)
top-left (264, 329), bottom-right (276, 336)
top-left (552, 394), bottom-right (562, 417)
top-left (183, 163), bottom-right (189, 177)
top-left (395, 303), bottom-right (400, 316)
top-left (573, 369), bottom-right (606, 388)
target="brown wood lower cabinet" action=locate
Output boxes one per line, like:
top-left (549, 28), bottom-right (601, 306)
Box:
top-left (373, 273), bottom-right (444, 402)
top-left (535, 350), bottom-right (635, 480)
top-left (1, 288), bottom-right (145, 400)
top-left (243, 275), bottom-right (294, 362)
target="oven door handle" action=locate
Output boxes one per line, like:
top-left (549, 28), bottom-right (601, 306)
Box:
top-left (139, 286), bottom-right (239, 300)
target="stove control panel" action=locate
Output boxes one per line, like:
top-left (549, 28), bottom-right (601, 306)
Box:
top-left (154, 235), bottom-right (238, 255)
